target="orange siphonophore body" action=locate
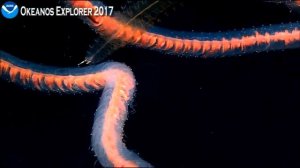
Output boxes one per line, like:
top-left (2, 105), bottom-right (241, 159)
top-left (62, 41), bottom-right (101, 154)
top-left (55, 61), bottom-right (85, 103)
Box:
top-left (69, 1), bottom-right (300, 167)
top-left (0, 52), bottom-right (151, 167)
top-left (70, 0), bottom-right (300, 58)
top-left (1, 0), bottom-right (300, 167)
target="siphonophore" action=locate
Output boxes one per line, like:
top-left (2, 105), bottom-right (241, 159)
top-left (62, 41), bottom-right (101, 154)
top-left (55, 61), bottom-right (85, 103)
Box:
top-left (1, 0), bottom-right (300, 167)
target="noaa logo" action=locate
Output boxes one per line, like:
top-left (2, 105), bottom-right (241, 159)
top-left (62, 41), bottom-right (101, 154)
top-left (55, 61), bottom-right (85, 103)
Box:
top-left (1, 1), bottom-right (18, 19)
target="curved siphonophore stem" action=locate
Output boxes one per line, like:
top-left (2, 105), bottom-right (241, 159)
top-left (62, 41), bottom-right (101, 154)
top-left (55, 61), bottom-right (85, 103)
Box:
top-left (1, 0), bottom-right (300, 167)
top-left (71, 0), bottom-right (300, 58)
top-left (0, 51), bottom-right (151, 167)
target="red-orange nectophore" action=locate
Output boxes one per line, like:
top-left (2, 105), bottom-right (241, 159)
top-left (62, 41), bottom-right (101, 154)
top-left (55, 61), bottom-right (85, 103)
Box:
top-left (71, 1), bottom-right (300, 57)
top-left (0, 51), bottom-right (151, 167)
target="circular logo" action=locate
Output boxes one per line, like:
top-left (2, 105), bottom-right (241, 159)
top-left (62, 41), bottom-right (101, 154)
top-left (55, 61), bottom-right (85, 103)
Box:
top-left (1, 1), bottom-right (18, 19)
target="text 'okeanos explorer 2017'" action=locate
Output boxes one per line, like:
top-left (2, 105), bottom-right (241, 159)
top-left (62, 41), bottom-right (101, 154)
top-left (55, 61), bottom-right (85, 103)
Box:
top-left (20, 6), bottom-right (114, 16)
